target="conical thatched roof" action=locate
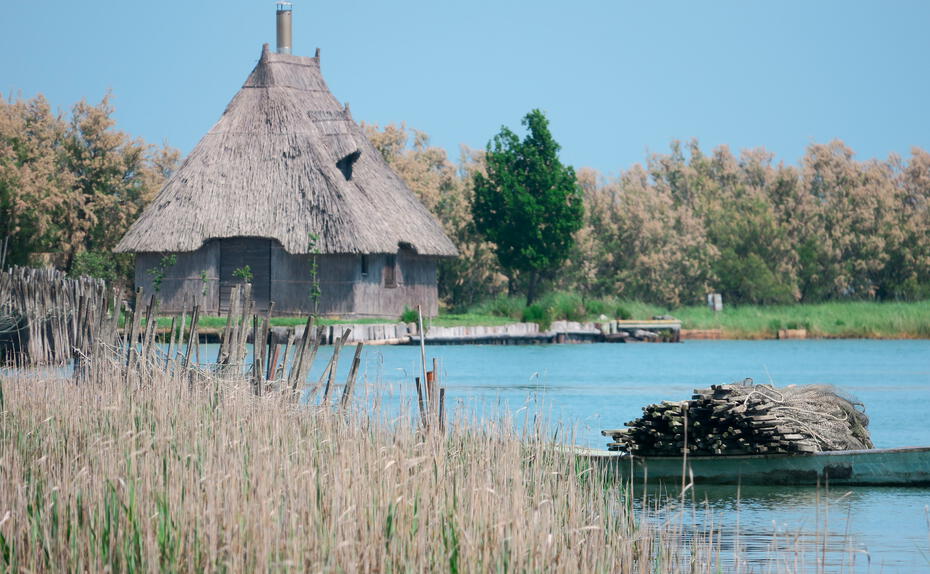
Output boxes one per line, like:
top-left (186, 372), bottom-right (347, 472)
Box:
top-left (116, 45), bottom-right (457, 257)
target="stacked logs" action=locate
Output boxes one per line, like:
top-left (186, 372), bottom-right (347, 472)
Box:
top-left (602, 381), bottom-right (872, 456)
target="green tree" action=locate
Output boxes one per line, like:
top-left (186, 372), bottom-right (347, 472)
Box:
top-left (471, 109), bottom-right (583, 303)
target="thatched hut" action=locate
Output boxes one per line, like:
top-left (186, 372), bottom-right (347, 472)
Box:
top-left (116, 6), bottom-right (457, 317)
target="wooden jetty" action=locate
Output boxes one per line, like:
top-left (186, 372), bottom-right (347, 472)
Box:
top-left (137, 318), bottom-right (682, 347)
top-left (579, 446), bottom-right (930, 487)
top-left (409, 319), bottom-right (681, 346)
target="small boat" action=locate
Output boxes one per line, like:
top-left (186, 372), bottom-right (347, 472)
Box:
top-left (579, 446), bottom-right (930, 487)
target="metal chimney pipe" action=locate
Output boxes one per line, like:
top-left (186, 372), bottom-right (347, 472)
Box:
top-left (276, 2), bottom-right (293, 55)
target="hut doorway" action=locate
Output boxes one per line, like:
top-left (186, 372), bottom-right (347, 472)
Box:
top-left (219, 237), bottom-right (272, 312)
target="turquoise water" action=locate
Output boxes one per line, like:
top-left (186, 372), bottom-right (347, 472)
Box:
top-left (13, 338), bottom-right (929, 568)
top-left (176, 339), bottom-right (930, 569)
top-left (336, 339), bottom-right (930, 449)
top-left (304, 339), bottom-right (930, 571)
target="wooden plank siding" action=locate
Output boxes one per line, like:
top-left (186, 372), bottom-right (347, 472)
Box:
top-left (135, 244), bottom-right (221, 314)
top-left (136, 238), bottom-right (440, 318)
top-left (220, 238), bottom-right (271, 312)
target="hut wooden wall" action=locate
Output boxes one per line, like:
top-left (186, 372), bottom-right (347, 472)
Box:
top-left (271, 248), bottom-right (439, 317)
top-left (137, 240), bottom-right (440, 317)
top-left (351, 251), bottom-right (439, 318)
top-left (271, 246), bottom-right (355, 315)
top-left (135, 244), bottom-right (220, 314)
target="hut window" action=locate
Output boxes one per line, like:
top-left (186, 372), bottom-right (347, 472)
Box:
top-left (384, 254), bottom-right (397, 288)
top-left (360, 254), bottom-right (369, 277)
top-left (336, 150), bottom-right (361, 181)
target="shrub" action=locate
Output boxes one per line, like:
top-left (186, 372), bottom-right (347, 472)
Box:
top-left (147, 254), bottom-right (178, 293)
top-left (400, 306), bottom-right (419, 323)
top-left (470, 295), bottom-right (526, 319)
top-left (615, 306), bottom-right (632, 320)
top-left (538, 292), bottom-right (586, 322)
top-left (521, 303), bottom-right (553, 330)
top-left (70, 251), bottom-right (118, 282)
top-left (584, 298), bottom-right (611, 317)
top-left (232, 265), bottom-right (253, 283)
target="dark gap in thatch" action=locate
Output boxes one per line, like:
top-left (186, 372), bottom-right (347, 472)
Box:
top-left (117, 44), bottom-right (457, 258)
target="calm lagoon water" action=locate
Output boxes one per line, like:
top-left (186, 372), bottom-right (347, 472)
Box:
top-left (91, 339), bottom-right (930, 569)
top-left (301, 338), bottom-right (930, 572)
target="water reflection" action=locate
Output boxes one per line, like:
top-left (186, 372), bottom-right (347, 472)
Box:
top-left (632, 483), bottom-right (930, 571)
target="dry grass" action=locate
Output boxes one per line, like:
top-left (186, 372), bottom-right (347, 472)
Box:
top-left (0, 354), bottom-right (733, 573)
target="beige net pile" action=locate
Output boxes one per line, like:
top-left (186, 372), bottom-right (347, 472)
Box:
top-left (602, 379), bottom-right (873, 456)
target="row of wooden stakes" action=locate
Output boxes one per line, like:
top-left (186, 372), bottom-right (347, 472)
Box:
top-left (118, 285), bottom-right (446, 429)
top-left (1, 267), bottom-right (449, 430)
top-left (1, 266), bottom-right (117, 365)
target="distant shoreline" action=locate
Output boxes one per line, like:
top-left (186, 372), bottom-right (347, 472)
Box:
top-left (139, 318), bottom-right (930, 346)
top-left (136, 299), bottom-right (930, 344)
top-left (679, 328), bottom-right (929, 341)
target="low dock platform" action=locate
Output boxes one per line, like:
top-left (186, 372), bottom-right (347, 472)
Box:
top-left (145, 319), bottom-right (682, 346)
top-left (409, 319), bottom-right (681, 346)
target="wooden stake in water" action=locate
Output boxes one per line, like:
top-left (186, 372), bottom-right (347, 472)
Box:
top-left (251, 315), bottom-right (261, 395)
top-left (321, 329), bottom-right (351, 404)
top-left (218, 284), bottom-right (240, 364)
top-left (417, 305), bottom-right (429, 404)
top-left (141, 295), bottom-right (158, 366)
top-left (165, 316), bottom-right (177, 368)
top-left (125, 287), bottom-right (143, 367)
top-left (439, 387), bottom-right (446, 433)
top-left (340, 342), bottom-right (364, 409)
top-left (277, 332), bottom-right (294, 381)
top-left (267, 338), bottom-right (280, 381)
top-left (415, 377), bottom-right (427, 429)
top-left (235, 284), bottom-right (253, 367)
top-left (182, 304), bottom-right (200, 370)
top-left (431, 357), bottom-right (440, 420)
top-left (289, 317), bottom-right (317, 394)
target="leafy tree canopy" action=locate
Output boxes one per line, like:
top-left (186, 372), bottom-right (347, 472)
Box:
top-left (471, 109), bottom-right (583, 303)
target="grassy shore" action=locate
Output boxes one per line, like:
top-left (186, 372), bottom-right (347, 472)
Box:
top-left (143, 298), bottom-right (930, 339)
top-left (666, 300), bottom-right (930, 339)
top-left (444, 295), bottom-right (930, 339)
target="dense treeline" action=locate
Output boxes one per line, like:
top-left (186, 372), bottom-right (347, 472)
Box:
top-left (367, 125), bottom-right (930, 308)
top-left (0, 93), bottom-right (177, 281)
top-left (3, 93), bottom-right (927, 309)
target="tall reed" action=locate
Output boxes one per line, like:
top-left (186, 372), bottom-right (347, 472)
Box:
top-left (0, 355), bottom-right (723, 573)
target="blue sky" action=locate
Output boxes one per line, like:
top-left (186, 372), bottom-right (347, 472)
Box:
top-left (3, 1), bottom-right (929, 175)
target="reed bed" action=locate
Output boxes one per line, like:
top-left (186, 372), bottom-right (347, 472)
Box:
top-left (0, 354), bottom-right (727, 573)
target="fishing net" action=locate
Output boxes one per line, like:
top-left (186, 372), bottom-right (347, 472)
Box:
top-left (720, 380), bottom-right (873, 451)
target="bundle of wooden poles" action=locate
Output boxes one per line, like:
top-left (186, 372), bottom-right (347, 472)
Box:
top-left (602, 380), bottom-right (873, 456)
top-left (0, 266), bottom-right (118, 364)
